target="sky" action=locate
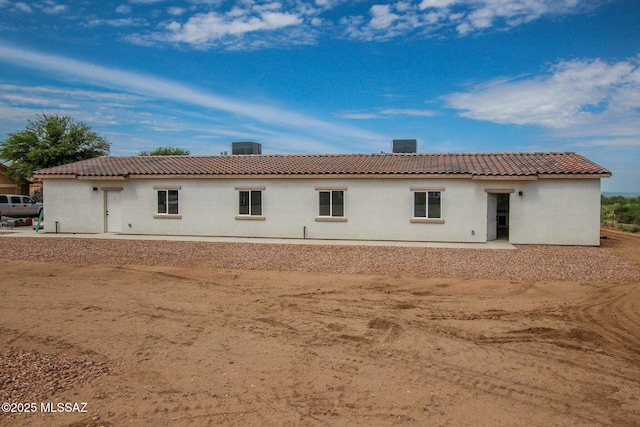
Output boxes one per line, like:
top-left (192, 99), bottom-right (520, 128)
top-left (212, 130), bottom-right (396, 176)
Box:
top-left (0, 0), bottom-right (638, 192)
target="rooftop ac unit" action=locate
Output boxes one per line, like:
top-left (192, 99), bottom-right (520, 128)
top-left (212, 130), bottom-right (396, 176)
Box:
top-left (231, 142), bottom-right (262, 155)
top-left (392, 139), bottom-right (417, 153)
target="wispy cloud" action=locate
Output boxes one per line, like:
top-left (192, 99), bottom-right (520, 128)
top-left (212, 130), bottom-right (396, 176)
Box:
top-left (342, 0), bottom-right (600, 41)
top-left (337, 108), bottom-right (438, 119)
top-left (381, 108), bottom-right (438, 117)
top-left (167, 7), bottom-right (185, 16)
top-left (116, 5), bottom-right (132, 14)
top-left (40, 1), bottom-right (67, 14)
top-left (116, 0), bottom-right (605, 50)
top-left (164, 9), bottom-right (303, 45)
top-left (337, 112), bottom-right (382, 120)
top-left (0, 1), bottom-right (607, 50)
top-left (128, 0), bottom-right (166, 4)
top-left (444, 56), bottom-right (640, 147)
top-left (0, 45), bottom-right (385, 149)
top-left (1, 0), bottom-right (70, 14)
top-left (87, 17), bottom-right (149, 28)
top-left (127, 2), bottom-right (320, 49)
top-left (13, 2), bottom-right (33, 13)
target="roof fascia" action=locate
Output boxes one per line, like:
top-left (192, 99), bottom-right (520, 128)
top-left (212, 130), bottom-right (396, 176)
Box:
top-left (125, 173), bottom-right (475, 179)
top-left (537, 174), bottom-right (611, 179)
top-left (77, 176), bottom-right (126, 180)
top-left (472, 175), bottom-right (538, 181)
top-left (32, 174), bottom-right (72, 179)
top-left (33, 175), bottom-right (127, 180)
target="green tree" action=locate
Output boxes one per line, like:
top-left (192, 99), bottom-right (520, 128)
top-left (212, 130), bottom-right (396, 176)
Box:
top-left (0, 114), bottom-right (110, 184)
top-left (601, 195), bottom-right (640, 227)
top-left (138, 146), bottom-right (190, 156)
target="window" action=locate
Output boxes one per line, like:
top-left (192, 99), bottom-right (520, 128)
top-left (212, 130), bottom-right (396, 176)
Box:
top-left (157, 190), bottom-right (179, 215)
top-left (10, 196), bottom-right (21, 204)
top-left (414, 190), bottom-right (442, 219)
top-left (239, 190), bottom-right (262, 216)
top-left (0, 195), bottom-right (7, 203)
top-left (319, 190), bottom-right (344, 217)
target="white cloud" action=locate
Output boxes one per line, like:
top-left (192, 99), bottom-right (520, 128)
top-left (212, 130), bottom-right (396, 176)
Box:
top-left (116, 4), bottom-right (131, 14)
top-left (369, 5), bottom-right (399, 30)
top-left (344, 0), bottom-right (599, 41)
top-left (87, 17), bottom-right (148, 28)
top-left (42, 3), bottom-right (67, 14)
top-left (419, 0), bottom-right (458, 9)
top-left (381, 108), bottom-right (438, 117)
top-left (337, 108), bottom-right (438, 119)
top-left (115, 0), bottom-right (605, 49)
top-left (167, 7), bottom-right (185, 16)
top-left (0, 45), bottom-right (385, 147)
top-left (14, 2), bottom-right (33, 13)
top-left (164, 8), bottom-right (303, 46)
top-left (336, 112), bottom-right (381, 119)
top-left (444, 56), bottom-right (640, 145)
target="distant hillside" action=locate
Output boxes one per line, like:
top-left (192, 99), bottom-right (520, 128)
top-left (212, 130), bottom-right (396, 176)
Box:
top-left (603, 192), bottom-right (640, 197)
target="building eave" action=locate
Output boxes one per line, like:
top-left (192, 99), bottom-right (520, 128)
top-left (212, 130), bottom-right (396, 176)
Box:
top-left (537, 173), bottom-right (611, 179)
top-left (471, 175), bottom-right (538, 181)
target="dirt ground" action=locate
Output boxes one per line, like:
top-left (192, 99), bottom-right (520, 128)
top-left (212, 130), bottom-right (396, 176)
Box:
top-left (1, 230), bottom-right (639, 426)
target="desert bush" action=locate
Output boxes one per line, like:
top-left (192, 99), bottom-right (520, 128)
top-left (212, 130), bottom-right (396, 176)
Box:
top-left (602, 195), bottom-right (640, 226)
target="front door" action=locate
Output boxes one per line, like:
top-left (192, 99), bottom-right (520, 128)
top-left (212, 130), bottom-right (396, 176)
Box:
top-left (487, 193), bottom-right (498, 241)
top-left (105, 191), bottom-right (122, 233)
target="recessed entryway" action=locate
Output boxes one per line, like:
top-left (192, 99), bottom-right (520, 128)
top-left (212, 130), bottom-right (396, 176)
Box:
top-left (486, 190), bottom-right (512, 241)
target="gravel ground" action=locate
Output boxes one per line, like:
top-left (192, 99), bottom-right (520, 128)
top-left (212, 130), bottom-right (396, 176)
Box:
top-left (0, 350), bottom-right (109, 404)
top-left (0, 235), bottom-right (638, 419)
top-left (1, 236), bottom-right (639, 282)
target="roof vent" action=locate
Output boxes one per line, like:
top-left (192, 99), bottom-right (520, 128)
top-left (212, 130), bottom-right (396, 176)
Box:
top-left (392, 139), bottom-right (417, 153)
top-left (231, 142), bottom-right (262, 155)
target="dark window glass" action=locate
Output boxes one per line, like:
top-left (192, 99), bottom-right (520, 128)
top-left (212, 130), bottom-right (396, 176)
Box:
top-left (239, 190), bottom-right (262, 216)
top-left (10, 196), bottom-right (21, 203)
top-left (428, 191), bottom-right (441, 219)
top-left (157, 190), bottom-right (167, 214)
top-left (157, 190), bottom-right (178, 214)
top-left (414, 192), bottom-right (426, 217)
top-left (0, 196), bottom-right (8, 203)
top-left (168, 190), bottom-right (179, 215)
top-left (319, 191), bottom-right (331, 216)
top-left (332, 190), bottom-right (344, 217)
top-left (250, 191), bottom-right (262, 216)
top-left (239, 191), bottom-right (250, 215)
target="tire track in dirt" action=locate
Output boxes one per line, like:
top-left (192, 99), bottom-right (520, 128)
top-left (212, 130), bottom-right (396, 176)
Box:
top-left (566, 283), bottom-right (640, 364)
top-left (260, 280), bottom-right (640, 426)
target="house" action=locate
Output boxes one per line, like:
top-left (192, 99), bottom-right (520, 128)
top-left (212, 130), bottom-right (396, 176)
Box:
top-left (0, 163), bottom-right (21, 195)
top-left (32, 150), bottom-right (611, 246)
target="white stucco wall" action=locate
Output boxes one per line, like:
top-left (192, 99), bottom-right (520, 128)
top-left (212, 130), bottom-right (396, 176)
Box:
top-left (507, 178), bottom-right (602, 246)
top-left (40, 176), bottom-right (603, 245)
top-left (41, 179), bottom-right (109, 233)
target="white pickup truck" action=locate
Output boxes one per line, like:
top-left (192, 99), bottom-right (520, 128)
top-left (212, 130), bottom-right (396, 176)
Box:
top-left (0, 194), bottom-right (43, 217)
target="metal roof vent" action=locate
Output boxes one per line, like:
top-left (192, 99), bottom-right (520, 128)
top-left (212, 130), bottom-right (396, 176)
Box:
top-left (392, 139), bottom-right (417, 153)
top-left (231, 142), bottom-right (262, 155)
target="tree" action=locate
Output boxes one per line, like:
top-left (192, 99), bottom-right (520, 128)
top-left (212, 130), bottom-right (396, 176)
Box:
top-left (0, 114), bottom-right (110, 184)
top-left (138, 146), bottom-right (190, 156)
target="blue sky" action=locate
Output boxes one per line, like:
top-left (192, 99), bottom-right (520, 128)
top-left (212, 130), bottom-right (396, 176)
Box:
top-left (0, 0), bottom-right (638, 192)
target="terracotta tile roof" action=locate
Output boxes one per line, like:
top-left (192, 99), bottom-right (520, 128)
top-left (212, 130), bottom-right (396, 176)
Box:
top-left (32, 152), bottom-right (611, 178)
